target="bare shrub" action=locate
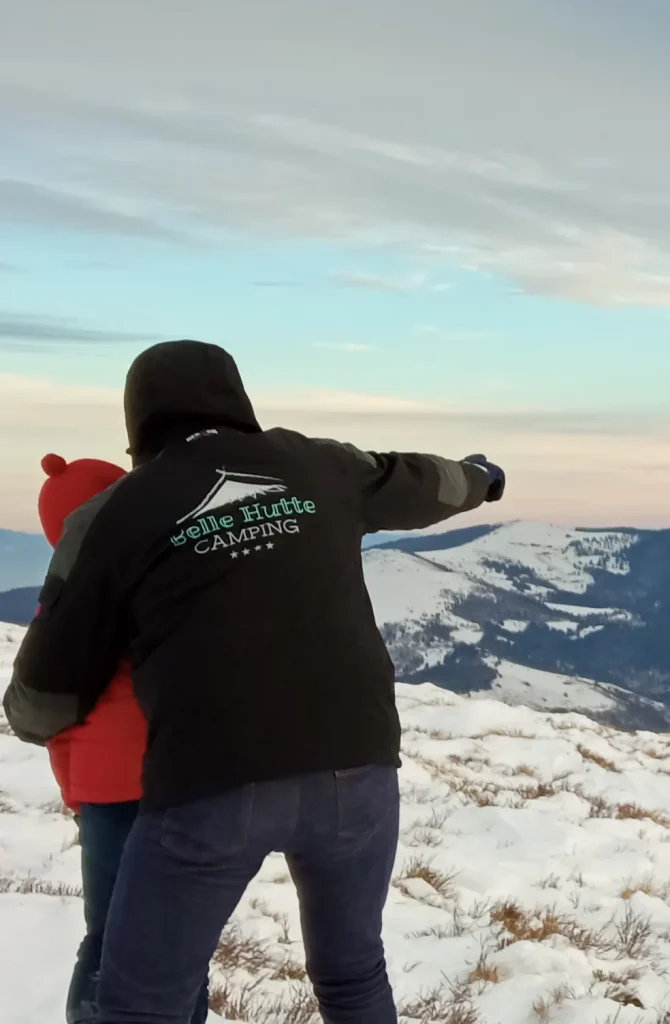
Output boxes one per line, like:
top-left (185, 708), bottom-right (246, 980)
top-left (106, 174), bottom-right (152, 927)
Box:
top-left (425, 806), bottom-right (451, 830)
top-left (533, 984), bottom-right (576, 1021)
top-left (0, 876), bottom-right (83, 897)
top-left (537, 874), bottom-right (562, 890)
top-left (208, 979), bottom-right (263, 1020)
top-left (407, 828), bottom-right (445, 849)
top-left (271, 955), bottom-right (307, 982)
top-left (592, 966), bottom-right (643, 1007)
top-left (409, 924), bottom-right (453, 940)
top-left (266, 985), bottom-right (321, 1024)
top-left (613, 904), bottom-right (654, 960)
top-left (399, 980), bottom-right (480, 1023)
top-left (0, 791), bottom-right (16, 813)
top-left (585, 795), bottom-right (670, 828)
top-left (211, 923), bottom-right (272, 973)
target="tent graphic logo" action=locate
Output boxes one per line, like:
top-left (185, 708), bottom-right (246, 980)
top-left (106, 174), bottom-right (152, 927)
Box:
top-left (177, 468), bottom-right (287, 525)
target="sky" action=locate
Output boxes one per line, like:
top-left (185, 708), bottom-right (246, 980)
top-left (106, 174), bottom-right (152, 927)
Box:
top-left (1, 0), bottom-right (669, 532)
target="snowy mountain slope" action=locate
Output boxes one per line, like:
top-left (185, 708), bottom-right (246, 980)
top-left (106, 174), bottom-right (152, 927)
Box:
top-left (2, 633), bottom-right (670, 1024)
top-left (364, 524), bottom-right (670, 730)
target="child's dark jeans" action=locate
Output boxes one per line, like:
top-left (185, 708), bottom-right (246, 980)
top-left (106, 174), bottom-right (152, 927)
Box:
top-left (66, 801), bottom-right (209, 1024)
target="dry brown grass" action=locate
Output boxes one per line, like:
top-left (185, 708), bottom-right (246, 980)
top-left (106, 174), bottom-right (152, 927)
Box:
top-left (208, 980), bottom-right (262, 1020)
top-left (641, 746), bottom-right (670, 762)
top-left (210, 981), bottom-right (321, 1024)
top-left (401, 856), bottom-right (457, 898)
top-left (518, 780), bottom-right (561, 801)
top-left (271, 956), bottom-right (307, 982)
top-left (467, 948), bottom-right (501, 988)
top-left (576, 744), bottom-right (620, 773)
top-left (585, 794), bottom-right (670, 828)
top-left (620, 875), bottom-right (670, 902)
top-left (0, 875), bottom-right (82, 897)
top-left (592, 966), bottom-right (643, 1007)
top-left (399, 981), bottom-right (480, 1023)
top-left (533, 984), bottom-right (576, 1021)
top-left (408, 828), bottom-right (445, 849)
top-left (490, 900), bottom-right (614, 955)
top-left (477, 728), bottom-right (536, 740)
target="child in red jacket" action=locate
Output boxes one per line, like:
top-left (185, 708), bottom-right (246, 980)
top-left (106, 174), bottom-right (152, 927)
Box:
top-left (38, 454), bottom-right (209, 1024)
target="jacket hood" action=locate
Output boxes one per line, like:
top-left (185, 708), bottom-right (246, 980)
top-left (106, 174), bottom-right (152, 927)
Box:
top-left (124, 340), bottom-right (261, 460)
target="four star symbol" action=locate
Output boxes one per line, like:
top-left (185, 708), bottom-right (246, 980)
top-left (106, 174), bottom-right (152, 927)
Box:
top-left (230, 542), bottom-right (276, 558)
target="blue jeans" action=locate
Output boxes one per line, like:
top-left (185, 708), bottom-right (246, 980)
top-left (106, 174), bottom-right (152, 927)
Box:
top-left (97, 767), bottom-right (400, 1024)
top-left (66, 801), bottom-right (209, 1024)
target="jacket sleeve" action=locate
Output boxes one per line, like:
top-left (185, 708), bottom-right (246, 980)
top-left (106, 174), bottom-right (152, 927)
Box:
top-left (313, 439), bottom-right (490, 534)
top-left (2, 488), bottom-right (127, 746)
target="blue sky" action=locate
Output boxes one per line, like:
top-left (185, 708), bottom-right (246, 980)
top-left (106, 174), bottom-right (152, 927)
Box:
top-left (1, 0), bottom-right (669, 530)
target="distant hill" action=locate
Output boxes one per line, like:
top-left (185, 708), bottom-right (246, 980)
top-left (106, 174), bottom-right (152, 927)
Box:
top-left (364, 522), bottom-right (670, 731)
top-left (0, 530), bottom-right (50, 592)
top-left (0, 588), bottom-right (40, 626)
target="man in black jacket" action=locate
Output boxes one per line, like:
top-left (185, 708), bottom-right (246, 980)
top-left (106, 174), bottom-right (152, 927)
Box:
top-left (5, 340), bottom-right (505, 1024)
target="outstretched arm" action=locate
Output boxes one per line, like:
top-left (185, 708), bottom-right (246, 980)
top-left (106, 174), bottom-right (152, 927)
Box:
top-left (314, 439), bottom-right (503, 533)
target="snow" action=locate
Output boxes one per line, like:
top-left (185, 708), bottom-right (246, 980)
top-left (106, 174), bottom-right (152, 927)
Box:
top-left (363, 548), bottom-right (477, 625)
top-left (545, 603), bottom-right (629, 620)
top-left (2, 627), bottom-right (670, 1023)
top-left (483, 661), bottom-right (618, 714)
top-left (501, 620), bottom-right (530, 633)
top-left (410, 522), bottom-right (637, 596)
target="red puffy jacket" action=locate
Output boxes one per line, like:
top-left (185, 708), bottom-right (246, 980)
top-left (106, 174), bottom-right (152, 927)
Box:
top-left (46, 663), bottom-right (147, 812)
top-left (37, 454), bottom-right (148, 812)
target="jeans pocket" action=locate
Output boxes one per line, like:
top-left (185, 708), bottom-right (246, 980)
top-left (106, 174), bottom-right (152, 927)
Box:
top-left (335, 765), bottom-right (398, 842)
top-left (160, 786), bottom-right (255, 864)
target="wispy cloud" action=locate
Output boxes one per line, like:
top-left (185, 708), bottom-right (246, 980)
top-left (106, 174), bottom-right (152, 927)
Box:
top-left (0, 312), bottom-right (160, 348)
top-left (332, 271), bottom-right (426, 293)
top-left (0, 179), bottom-right (190, 244)
top-left (2, 2), bottom-right (670, 304)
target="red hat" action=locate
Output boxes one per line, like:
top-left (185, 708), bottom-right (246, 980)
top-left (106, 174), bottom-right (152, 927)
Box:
top-left (38, 453), bottom-right (127, 548)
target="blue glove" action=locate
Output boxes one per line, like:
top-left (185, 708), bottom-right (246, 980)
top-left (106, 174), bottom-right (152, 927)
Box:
top-left (464, 453), bottom-right (506, 503)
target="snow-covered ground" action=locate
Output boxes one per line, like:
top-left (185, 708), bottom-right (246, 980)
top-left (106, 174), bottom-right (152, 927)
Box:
top-left (2, 627), bottom-right (670, 1023)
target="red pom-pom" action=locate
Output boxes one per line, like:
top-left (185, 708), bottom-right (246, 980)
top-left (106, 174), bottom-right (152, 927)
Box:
top-left (41, 454), bottom-right (67, 477)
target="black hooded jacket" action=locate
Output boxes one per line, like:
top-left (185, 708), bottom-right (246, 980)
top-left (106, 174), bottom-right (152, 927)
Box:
top-left (4, 340), bottom-right (490, 810)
